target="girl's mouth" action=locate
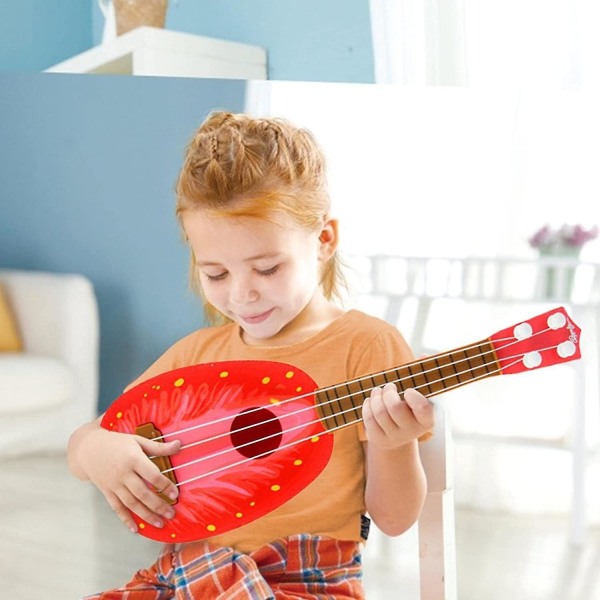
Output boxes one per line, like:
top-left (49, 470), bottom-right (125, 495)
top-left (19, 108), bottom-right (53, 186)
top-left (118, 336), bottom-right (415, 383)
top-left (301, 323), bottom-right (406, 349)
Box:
top-left (240, 308), bottom-right (274, 325)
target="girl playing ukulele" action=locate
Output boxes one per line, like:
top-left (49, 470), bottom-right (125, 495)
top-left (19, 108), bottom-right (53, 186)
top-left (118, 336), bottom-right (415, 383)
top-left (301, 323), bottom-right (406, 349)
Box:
top-left (68, 111), bottom-right (434, 599)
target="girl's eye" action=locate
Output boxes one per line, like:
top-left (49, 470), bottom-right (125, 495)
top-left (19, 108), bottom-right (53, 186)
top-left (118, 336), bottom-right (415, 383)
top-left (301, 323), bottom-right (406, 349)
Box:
top-left (257, 265), bottom-right (280, 277)
top-left (204, 271), bottom-right (228, 282)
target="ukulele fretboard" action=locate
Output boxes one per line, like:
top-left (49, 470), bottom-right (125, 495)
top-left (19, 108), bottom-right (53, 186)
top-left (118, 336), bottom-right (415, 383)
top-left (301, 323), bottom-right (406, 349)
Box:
top-left (315, 339), bottom-right (499, 431)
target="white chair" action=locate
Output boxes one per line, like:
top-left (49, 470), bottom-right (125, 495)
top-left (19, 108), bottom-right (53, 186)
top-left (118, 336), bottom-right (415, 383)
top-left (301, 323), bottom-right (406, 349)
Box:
top-left (0, 269), bottom-right (99, 457)
top-left (355, 259), bottom-right (457, 598)
top-left (362, 403), bottom-right (456, 600)
top-left (354, 254), bottom-right (600, 546)
top-left (417, 403), bottom-right (456, 600)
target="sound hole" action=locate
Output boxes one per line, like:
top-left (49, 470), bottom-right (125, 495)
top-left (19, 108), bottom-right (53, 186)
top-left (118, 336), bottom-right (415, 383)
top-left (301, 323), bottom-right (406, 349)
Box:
top-left (230, 407), bottom-right (282, 459)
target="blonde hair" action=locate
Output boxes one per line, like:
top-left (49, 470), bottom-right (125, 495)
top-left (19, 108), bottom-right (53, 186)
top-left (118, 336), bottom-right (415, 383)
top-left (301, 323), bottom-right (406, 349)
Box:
top-left (175, 111), bottom-right (346, 324)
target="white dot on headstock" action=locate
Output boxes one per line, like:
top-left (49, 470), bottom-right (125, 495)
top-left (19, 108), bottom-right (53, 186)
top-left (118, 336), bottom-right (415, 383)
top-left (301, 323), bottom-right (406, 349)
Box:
top-left (557, 341), bottom-right (576, 358)
top-left (513, 323), bottom-right (533, 340)
top-left (523, 351), bottom-right (542, 369)
top-left (547, 312), bottom-right (566, 330)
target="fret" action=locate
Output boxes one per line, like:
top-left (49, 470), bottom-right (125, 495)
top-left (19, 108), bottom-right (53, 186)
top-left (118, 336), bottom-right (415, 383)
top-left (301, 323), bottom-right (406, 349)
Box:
top-left (316, 378), bottom-right (366, 431)
top-left (315, 338), bottom-right (500, 431)
top-left (403, 362), bottom-right (428, 393)
top-left (402, 363), bottom-right (420, 391)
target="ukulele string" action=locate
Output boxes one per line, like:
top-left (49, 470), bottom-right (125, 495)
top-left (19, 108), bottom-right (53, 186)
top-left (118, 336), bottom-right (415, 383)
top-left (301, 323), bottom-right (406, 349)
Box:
top-left (164, 341), bottom-right (499, 462)
top-left (153, 337), bottom-right (502, 457)
top-left (162, 338), bottom-right (550, 482)
top-left (149, 328), bottom-right (556, 465)
top-left (173, 354), bottom-right (525, 488)
top-left (149, 328), bottom-right (542, 444)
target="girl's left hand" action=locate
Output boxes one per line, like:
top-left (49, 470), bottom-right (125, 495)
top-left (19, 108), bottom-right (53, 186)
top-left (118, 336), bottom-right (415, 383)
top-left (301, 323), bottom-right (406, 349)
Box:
top-left (362, 383), bottom-right (434, 449)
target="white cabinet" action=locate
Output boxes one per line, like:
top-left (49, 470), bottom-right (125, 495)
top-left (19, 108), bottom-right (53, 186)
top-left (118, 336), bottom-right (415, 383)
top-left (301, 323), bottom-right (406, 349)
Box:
top-left (46, 27), bottom-right (267, 79)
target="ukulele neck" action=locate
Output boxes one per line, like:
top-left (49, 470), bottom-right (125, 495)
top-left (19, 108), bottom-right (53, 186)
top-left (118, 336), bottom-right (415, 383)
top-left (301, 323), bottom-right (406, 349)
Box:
top-left (315, 338), bottom-right (499, 432)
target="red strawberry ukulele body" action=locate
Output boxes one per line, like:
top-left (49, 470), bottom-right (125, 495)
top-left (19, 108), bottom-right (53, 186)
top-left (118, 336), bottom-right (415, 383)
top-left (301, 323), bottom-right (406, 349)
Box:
top-left (101, 306), bottom-right (582, 543)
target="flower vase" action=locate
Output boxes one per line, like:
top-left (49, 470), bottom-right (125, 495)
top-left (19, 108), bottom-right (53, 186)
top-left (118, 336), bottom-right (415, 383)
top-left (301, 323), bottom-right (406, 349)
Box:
top-left (113, 0), bottom-right (169, 36)
top-left (539, 246), bottom-right (580, 300)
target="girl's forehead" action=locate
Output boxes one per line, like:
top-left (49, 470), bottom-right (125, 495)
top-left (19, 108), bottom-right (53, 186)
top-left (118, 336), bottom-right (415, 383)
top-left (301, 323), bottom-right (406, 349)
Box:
top-left (183, 211), bottom-right (316, 261)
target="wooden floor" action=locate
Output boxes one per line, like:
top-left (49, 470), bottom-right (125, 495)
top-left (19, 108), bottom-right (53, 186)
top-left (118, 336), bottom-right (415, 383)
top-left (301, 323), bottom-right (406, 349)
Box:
top-left (2, 453), bottom-right (599, 600)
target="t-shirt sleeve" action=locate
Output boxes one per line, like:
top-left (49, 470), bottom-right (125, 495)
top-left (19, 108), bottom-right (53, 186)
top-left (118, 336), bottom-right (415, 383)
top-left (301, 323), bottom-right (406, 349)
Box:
top-left (351, 324), bottom-right (415, 442)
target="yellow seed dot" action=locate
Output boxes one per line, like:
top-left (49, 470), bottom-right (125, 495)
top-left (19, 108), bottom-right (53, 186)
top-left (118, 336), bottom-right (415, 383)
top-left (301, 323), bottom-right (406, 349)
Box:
top-left (270, 398), bottom-right (280, 404)
top-left (296, 387), bottom-right (302, 392)
top-left (174, 378), bottom-right (185, 387)
top-left (250, 501), bottom-right (256, 507)
top-left (207, 524), bottom-right (216, 532)
top-left (262, 376), bottom-right (271, 384)
top-left (170, 533), bottom-right (176, 538)
top-left (235, 512), bottom-right (243, 518)
top-left (294, 459), bottom-right (303, 466)
top-left (219, 371), bottom-right (229, 378)
top-left (311, 436), bottom-right (319, 443)
top-left (285, 371), bottom-right (294, 379)
top-left (116, 411), bottom-right (123, 419)
top-left (139, 523), bottom-right (145, 529)
top-left (271, 484), bottom-right (281, 492)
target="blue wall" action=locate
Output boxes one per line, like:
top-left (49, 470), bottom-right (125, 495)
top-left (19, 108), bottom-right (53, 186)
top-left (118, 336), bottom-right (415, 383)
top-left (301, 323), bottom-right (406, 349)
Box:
top-left (160, 0), bottom-right (374, 83)
top-left (0, 0), bottom-right (375, 82)
top-left (90, 0), bottom-right (374, 82)
top-left (0, 0), bottom-right (93, 71)
top-left (0, 0), bottom-right (374, 413)
top-left (0, 73), bottom-right (246, 411)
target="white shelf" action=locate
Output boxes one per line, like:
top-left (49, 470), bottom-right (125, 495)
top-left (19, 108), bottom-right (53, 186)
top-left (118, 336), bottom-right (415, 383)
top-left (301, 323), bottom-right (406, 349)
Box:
top-left (45, 27), bottom-right (267, 80)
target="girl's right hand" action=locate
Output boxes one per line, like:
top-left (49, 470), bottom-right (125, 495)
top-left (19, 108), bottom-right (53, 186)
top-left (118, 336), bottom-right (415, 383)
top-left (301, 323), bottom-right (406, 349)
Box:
top-left (70, 423), bottom-right (181, 533)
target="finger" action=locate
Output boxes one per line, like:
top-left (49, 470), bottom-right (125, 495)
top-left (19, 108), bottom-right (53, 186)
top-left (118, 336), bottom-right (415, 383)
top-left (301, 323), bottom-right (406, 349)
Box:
top-left (137, 437), bottom-right (181, 457)
top-left (135, 438), bottom-right (181, 502)
top-left (137, 459), bottom-right (179, 503)
top-left (118, 476), bottom-right (175, 528)
top-left (128, 469), bottom-right (178, 518)
top-left (367, 385), bottom-right (382, 402)
top-left (362, 387), bottom-right (381, 424)
top-left (403, 388), bottom-right (435, 429)
top-left (105, 492), bottom-right (139, 533)
top-left (367, 388), bottom-right (403, 434)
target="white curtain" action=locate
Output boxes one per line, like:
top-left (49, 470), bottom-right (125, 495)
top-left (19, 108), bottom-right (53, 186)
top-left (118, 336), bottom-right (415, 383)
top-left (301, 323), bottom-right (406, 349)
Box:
top-left (369, 0), bottom-right (466, 85)
top-left (370, 0), bottom-right (600, 90)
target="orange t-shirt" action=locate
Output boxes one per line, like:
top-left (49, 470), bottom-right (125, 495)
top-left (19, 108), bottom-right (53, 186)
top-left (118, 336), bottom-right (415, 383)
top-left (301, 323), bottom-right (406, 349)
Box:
top-left (131, 309), bottom-right (414, 553)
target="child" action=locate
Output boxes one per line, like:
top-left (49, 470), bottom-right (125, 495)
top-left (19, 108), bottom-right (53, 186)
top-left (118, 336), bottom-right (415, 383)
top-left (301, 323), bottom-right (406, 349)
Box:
top-left (68, 111), bottom-right (435, 599)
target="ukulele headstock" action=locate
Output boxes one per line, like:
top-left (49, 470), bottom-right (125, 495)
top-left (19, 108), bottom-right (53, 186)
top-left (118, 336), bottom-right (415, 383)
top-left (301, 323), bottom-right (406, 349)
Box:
top-left (489, 306), bottom-right (581, 375)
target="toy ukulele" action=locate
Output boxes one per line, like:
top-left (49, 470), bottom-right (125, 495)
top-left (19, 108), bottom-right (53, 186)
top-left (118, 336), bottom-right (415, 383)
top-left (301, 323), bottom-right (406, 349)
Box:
top-left (101, 306), bottom-right (581, 543)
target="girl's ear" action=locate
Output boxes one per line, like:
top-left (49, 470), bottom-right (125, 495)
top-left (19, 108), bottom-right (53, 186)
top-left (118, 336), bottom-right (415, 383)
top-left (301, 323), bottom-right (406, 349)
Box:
top-left (318, 218), bottom-right (339, 261)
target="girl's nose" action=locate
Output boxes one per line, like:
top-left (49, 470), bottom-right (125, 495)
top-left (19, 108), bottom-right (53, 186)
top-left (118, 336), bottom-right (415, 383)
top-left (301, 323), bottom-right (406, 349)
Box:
top-left (230, 277), bottom-right (259, 305)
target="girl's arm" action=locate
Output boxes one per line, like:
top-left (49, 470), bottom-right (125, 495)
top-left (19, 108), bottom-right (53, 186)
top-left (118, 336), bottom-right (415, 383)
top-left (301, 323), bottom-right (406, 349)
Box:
top-left (362, 385), bottom-right (434, 536)
top-left (67, 417), bottom-right (181, 533)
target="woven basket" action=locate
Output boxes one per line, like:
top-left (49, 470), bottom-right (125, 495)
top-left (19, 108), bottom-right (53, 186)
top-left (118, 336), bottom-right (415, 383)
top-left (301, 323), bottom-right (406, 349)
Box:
top-left (113, 0), bottom-right (169, 36)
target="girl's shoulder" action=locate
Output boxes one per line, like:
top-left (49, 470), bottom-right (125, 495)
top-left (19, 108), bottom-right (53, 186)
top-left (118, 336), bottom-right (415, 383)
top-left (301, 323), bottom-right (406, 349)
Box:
top-left (329, 309), bottom-right (402, 341)
top-left (335, 310), bottom-right (414, 374)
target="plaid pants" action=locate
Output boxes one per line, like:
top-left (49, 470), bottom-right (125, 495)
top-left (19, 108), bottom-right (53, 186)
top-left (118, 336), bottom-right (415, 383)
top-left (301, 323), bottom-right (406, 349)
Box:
top-left (84, 534), bottom-right (364, 599)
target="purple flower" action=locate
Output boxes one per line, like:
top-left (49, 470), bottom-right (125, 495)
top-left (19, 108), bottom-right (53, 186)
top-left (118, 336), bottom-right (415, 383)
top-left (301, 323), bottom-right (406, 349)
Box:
top-left (528, 225), bottom-right (556, 249)
top-left (562, 224), bottom-right (599, 247)
top-left (529, 224), bottom-right (598, 251)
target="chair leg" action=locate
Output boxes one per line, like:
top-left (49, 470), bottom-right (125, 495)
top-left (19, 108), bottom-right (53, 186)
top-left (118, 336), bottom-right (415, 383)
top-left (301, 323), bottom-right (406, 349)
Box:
top-left (418, 490), bottom-right (457, 600)
top-left (570, 358), bottom-right (587, 546)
